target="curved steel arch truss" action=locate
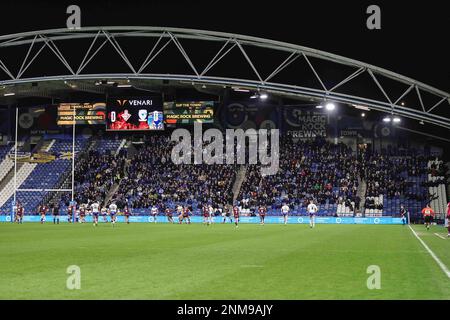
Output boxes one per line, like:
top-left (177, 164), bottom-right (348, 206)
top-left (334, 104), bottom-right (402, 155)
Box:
top-left (0, 26), bottom-right (449, 129)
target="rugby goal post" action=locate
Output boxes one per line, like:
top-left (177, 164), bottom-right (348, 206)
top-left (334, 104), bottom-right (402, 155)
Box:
top-left (11, 106), bottom-right (77, 222)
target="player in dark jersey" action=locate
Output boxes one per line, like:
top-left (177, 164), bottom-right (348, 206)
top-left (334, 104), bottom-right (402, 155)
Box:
top-left (15, 203), bottom-right (24, 224)
top-left (52, 203), bottom-right (60, 224)
top-left (79, 205), bottom-right (86, 224)
top-left (202, 205), bottom-right (210, 225)
top-left (67, 206), bottom-right (73, 223)
top-left (222, 206), bottom-right (232, 224)
top-left (400, 205), bottom-right (408, 226)
top-left (183, 206), bottom-right (191, 224)
top-left (124, 205), bottom-right (132, 224)
top-left (178, 206), bottom-right (190, 224)
top-left (258, 205), bottom-right (267, 225)
top-left (233, 205), bottom-right (240, 228)
top-left (165, 207), bottom-right (174, 224)
top-left (446, 210), bottom-right (450, 238)
top-left (39, 204), bottom-right (48, 224)
top-left (447, 202), bottom-right (450, 237)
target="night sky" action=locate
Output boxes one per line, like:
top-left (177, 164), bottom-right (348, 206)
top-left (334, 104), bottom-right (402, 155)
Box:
top-left (0, 0), bottom-right (448, 92)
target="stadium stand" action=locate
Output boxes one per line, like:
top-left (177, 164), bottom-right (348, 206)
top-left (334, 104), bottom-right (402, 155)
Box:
top-left (112, 134), bottom-right (237, 215)
top-left (0, 133), bottom-right (448, 218)
top-left (0, 138), bottom-right (88, 213)
top-left (237, 136), bottom-right (359, 216)
top-left (72, 146), bottom-right (126, 206)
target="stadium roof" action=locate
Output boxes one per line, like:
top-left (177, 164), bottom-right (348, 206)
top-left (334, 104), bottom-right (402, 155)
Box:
top-left (0, 27), bottom-right (449, 129)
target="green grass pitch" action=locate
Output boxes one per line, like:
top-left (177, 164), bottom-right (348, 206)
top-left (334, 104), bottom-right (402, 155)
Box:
top-left (0, 222), bottom-right (449, 299)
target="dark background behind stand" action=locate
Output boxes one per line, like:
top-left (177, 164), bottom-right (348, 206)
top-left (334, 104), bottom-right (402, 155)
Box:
top-left (0, 0), bottom-right (448, 91)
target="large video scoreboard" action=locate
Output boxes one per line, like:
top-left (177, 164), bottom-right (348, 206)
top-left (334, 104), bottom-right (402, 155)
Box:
top-left (56, 98), bottom-right (215, 130)
top-left (106, 96), bottom-right (164, 131)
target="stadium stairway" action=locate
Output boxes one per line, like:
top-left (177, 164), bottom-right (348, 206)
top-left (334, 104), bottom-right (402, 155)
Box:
top-left (88, 137), bottom-right (127, 206)
top-left (0, 140), bottom-right (55, 208)
top-left (0, 146), bottom-right (14, 183)
top-left (0, 162), bottom-right (24, 195)
top-left (356, 177), bottom-right (366, 215)
top-left (446, 162), bottom-right (450, 203)
top-left (104, 183), bottom-right (120, 206)
top-left (428, 160), bottom-right (448, 219)
top-left (116, 139), bottom-right (127, 154)
top-left (232, 165), bottom-right (247, 203)
top-left (0, 140), bottom-right (28, 186)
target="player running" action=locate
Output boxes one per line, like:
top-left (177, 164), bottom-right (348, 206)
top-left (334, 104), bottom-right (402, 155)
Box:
top-left (421, 204), bottom-right (435, 231)
top-left (183, 206), bottom-right (191, 224)
top-left (258, 205), bottom-right (267, 225)
top-left (91, 201), bottom-right (100, 226)
top-left (165, 207), bottom-right (174, 224)
top-left (52, 203), bottom-right (60, 224)
top-left (307, 200), bottom-right (318, 228)
top-left (109, 202), bottom-right (118, 227)
top-left (124, 205), bottom-right (132, 224)
top-left (281, 203), bottom-right (290, 225)
top-left (233, 205), bottom-right (240, 228)
top-left (151, 205), bottom-right (158, 223)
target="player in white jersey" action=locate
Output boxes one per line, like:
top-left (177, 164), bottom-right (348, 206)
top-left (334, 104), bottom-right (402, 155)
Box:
top-left (101, 206), bottom-right (108, 222)
top-left (91, 201), bottom-right (100, 227)
top-left (307, 200), bottom-right (318, 228)
top-left (176, 205), bottom-right (183, 223)
top-left (109, 202), bottom-right (118, 226)
top-left (208, 205), bottom-right (214, 225)
top-left (74, 208), bottom-right (80, 223)
top-left (281, 203), bottom-right (290, 225)
top-left (151, 205), bottom-right (158, 223)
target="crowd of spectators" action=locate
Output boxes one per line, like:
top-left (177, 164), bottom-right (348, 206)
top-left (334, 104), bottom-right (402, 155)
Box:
top-left (71, 149), bottom-right (127, 205)
top-left (52, 133), bottom-right (447, 216)
top-left (112, 134), bottom-right (237, 211)
top-left (362, 153), bottom-right (448, 203)
top-left (237, 137), bottom-right (360, 213)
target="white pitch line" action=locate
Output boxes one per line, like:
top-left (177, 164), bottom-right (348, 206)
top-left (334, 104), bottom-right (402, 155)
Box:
top-left (434, 233), bottom-right (447, 240)
top-left (408, 225), bottom-right (450, 279)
